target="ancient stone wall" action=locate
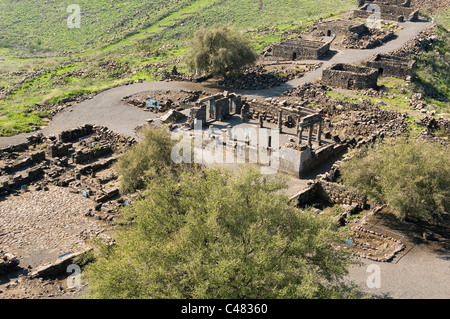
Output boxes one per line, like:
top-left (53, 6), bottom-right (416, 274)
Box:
top-left (290, 180), bottom-right (367, 209)
top-left (354, 4), bottom-right (419, 21)
top-left (272, 39), bottom-right (331, 60)
top-left (58, 124), bottom-right (94, 143)
top-left (314, 20), bottom-right (369, 37)
top-left (359, 0), bottom-right (411, 7)
top-left (322, 63), bottom-right (379, 90)
top-left (366, 53), bottom-right (415, 79)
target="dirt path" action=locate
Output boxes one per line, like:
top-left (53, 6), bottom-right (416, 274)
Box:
top-left (0, 20), bottom-right (432, 148)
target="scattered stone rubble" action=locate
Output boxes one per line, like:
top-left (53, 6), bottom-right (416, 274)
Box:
top-left (0, 124), bottom-right (136, 224)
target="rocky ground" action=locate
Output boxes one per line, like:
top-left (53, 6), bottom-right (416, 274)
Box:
top-left (0, 124), bottom-right (136, 299)
top-left (0, 186), bottom-right (106, 299)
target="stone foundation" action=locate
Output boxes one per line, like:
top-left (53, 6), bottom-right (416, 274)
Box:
top-left (321, 63), bottom-right (379, 90)
top-left (366, 53), bottom-right (415, 79)
top-left (272, 38), bottom-right (331, 60)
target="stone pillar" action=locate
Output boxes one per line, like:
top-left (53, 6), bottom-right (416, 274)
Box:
top-left (298, 127), bottom-right (303, 145)
top-left (209, 100), bottom-right (215, 119)
top-left (226, 125), bottom-right (232, 142)
top-left (240, 107), bottom-right (246, 122)
top-left (229, 96), bottom-right (235, 114)
top-left (259, 113), bottom-right (264, 128)
top-left (277, 111), bottom-right (283, 133)
top-left (209, 125), bottom-right (214, 138)
top-left (296, 116), bottom-right (301, 135)
top-left (308, 125), bottom-right (313, 148)
top-left (317, 120), bottom-right (323, 146)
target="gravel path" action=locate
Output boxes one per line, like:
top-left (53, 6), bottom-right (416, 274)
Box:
top-left (344, 215), bottom-right (450, 299)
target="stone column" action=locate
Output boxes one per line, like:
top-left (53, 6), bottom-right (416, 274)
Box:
top-left (277, 111), bottom-right (283, 133)
top-left (208, 125), bottom-right (214, 139)
top-left (308, 125), bottom-right (313, 148)
top-left (317, 120), bottom-right (323, 146)
top-left (240, 107), bottom-right (246, 122)
top-left (298, 127), bottom-right (303, 145)
top-left (226, 125), bottom-right (232, 142)
top-left (259, 113), bottom-right (264, 128)
top-left (209, 100), bottom-right (215, 119)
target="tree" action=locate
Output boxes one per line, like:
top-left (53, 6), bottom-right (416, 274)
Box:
top-left (185, 24), bottom-right (257, 77)
top-left (83, 166), bottom-right (356, 299)
top-left (340, 138), bottom-right (450, 223)
top-left (113, 126), bottom-right (178, 194)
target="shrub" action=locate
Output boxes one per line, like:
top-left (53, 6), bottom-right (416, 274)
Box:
top-left (340, 139), bottom-right (450, 223)
top-left (113, 126), bottom-right (177, 194)
top-left (185, 24), bottom-right (257, 77)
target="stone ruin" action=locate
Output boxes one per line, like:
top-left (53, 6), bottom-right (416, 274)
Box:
top-left (0, 124), bottom-right (137, 224)
top-left (313, 19), bottom-right (369, 38)
top-left (366, 53), bottom-right (415, 79)
top-left (288, 137), bottom-right (407, 262)
top-left (321, 63), bottom-right (379, 90)
top-left (179, 91), bottom-right (349, 179)
top-left (0, 251), bottom-right (19, 275)
top-left (271, 37), bottom-right (332, 61)
top-left (357, 0), bottom-right (411, 8)
top-left (185, 92), bottom-right (245, 128)
top-left (354, 0), bottom-right (419, 22)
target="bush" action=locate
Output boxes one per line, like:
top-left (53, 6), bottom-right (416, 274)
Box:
top-left (113, 126), bottom-right (177, 194)
top-left (185, 24), bottom-right (257, 77)
top-left (340, 139), bottom-right (450, 223)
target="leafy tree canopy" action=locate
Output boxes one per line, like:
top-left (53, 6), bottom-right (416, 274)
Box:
top-left (340, 139), bottom-right (450, 223)
top-left (185, 24), bottom-right (257, 77)
top-left (84, 166), bottom-right (356, 299)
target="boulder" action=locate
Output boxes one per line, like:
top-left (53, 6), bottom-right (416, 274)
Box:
top-left (160, 110), bottom-right (186, 124)
top-left (0, 252), bottom-right (20, 275)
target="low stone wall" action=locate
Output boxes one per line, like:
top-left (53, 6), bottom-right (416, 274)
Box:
top-left (58, 124), bottom-right (94, 143)
top-left (366, 53), bottom-right (415, 79)
top-left (289, 180), bottom-right (367, 209)
top-left (29, 250), bottom-right (90, 279)
top-left (354, 4), bottom-right (419, 22)
top-left (322, 63), bottom-right (379, 90)
top-left (0, 252), bottom-right (20, 275)
top-left (73, 145), bottom-right (113, 164)
top-left (272, 39), bottom-right (331, 60)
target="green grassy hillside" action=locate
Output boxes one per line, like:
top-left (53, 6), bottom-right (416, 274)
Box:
top-left (0, 0), bottom-right (355, 136)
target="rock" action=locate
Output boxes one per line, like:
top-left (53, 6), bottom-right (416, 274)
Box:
top-left (422, 232), bottom-right (436, 241)
top-left (160, 110), bottom-right (186, 124)
top-left (0, 252), bottom-right (20, 275)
